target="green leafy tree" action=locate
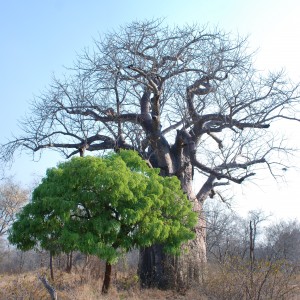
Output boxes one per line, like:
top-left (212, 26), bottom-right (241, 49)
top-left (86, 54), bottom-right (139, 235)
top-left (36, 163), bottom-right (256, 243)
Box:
top-left (9, 150), bottom-right (196, 293)
top-left (7, 192), bottom-right (71, 280)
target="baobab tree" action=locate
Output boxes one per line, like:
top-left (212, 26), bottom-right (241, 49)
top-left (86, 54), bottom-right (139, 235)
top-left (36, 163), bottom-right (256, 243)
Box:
top-left (2, 19), bottom-right (300, 288)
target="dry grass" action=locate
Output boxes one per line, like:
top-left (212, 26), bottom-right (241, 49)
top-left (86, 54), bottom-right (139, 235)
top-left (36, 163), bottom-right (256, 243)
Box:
top-left (202, 259), bottom-right (300, 300)
top-left (1, 260), bottom-right (300, 299)
top-left (0, 268), bottom-right (206, 300)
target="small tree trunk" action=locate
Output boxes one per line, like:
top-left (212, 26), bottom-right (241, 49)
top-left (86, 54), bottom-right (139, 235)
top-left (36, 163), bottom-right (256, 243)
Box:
top-left (50, 252), bottom-right (54, 281)
top-left (139, 150), bottom-right (207, 290)
top-left (101, 261), bottom-right (112, 294)
top-left (138, 197), bottom-right (206, 290)
top-left (66, 252), bottom-right (73, 273)
top-left (249, 220), bottom-right (255, 293)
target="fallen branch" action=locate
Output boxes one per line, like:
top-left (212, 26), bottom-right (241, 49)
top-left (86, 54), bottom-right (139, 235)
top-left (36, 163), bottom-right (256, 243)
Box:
top-left (38, 274), bottom-right (57, 300)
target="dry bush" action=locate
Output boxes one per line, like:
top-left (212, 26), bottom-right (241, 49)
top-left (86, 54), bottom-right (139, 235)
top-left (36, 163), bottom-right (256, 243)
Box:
top-left (0, 268), bottom-right (207, 299)
top-left (202, 258), bottom-right (300, 300)
top-left (0, 271), bottom-right (50, 299)
top-left (0, 249), bottom-right (205, 299)
top-left (0, 248), bottom-right (49, 274)
top-left (1, 247), bottom-right (299, 299)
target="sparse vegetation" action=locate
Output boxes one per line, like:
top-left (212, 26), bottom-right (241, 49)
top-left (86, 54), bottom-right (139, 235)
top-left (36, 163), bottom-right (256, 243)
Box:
top-left (0, 251), bottom-right (206, 299)
top-left (0, 250), bottom-right (299, 299)
top-left (203, 201), bottom-right (300, 299)
top-left (202, 258), bottom-right (299, 300)
top-left (1, 201), bottom-right (300, 299)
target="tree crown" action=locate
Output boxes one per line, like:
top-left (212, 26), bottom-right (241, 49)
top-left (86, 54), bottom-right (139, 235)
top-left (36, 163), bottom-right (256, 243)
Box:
top-left (9, 150), bottom-right (197, 262)
top-left (2, 19), bottom-right (300, 203)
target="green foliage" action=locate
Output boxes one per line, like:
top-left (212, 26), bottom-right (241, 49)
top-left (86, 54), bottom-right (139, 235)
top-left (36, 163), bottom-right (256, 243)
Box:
top-left (8, 150), bottom-right (196, 263)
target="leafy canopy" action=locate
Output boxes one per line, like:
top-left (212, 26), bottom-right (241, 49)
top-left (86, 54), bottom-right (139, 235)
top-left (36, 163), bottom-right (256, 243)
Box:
top-left (9, 150), bottom-right (196, 263)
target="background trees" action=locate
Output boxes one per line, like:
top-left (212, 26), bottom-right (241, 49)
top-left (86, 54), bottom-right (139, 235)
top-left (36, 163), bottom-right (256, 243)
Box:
top-left (2, 19), bottom-right (300, 287)
top-left (204, 201), bottom-right (247, 263)
top-left (3, 199), bottom-right (299, 298)
top-left (204, 202), bottom-right (300, 299)
top-left (9, 150), bottom-right (196, 293)
top-left (264, 220), bottom-right (300, 263)
top-left (0, 178), bottom-right (28, 237)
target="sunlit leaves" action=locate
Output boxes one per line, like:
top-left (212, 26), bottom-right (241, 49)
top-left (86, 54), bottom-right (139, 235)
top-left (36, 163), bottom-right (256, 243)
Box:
top-left (8, 150), bottom-right (196, 263)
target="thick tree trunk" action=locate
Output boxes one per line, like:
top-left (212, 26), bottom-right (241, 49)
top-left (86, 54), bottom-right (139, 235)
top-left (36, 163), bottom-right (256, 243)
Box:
top-left (139, 198), bottom-right (206, 290)
top-left (139, 245), bottom-right (166, 288)
top-left (137, 102), bottom-right (207, 289)
top-left (171, 146), bottom-right (207, 289)
top-left (101, 261), bottom-right (112, 294)
top-left (139, 147), bottom-right (207, 289)
top-left (167, 198), bottom-right (207, 290)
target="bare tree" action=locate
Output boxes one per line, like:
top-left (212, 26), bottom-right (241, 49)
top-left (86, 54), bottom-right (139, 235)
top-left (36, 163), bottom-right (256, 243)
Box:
top-left (0, 179), bottom-right (28, 236)
top-left (2, 20), bottom-right (300, 288)
top-left (205, 201), bottom-right (248, 263)
top-left (205, 204), bottom-right (272, 264)
top-left (264, 220), bottom-right (300, 263)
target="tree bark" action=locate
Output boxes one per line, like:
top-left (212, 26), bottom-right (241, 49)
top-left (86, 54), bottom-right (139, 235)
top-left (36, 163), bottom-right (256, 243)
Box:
top-left (38, 275), bottom-right (57, 300)
top-left (101, 261), bottom-right (112, 294)
top-left (49, 251), bottom-right (54, 281)
top-left (168, 198), bottom-right (206, 290)
top-left (65, 252), bottom-right (73, 273)
top-left (139, 197), bottom-right (206, 290)
top-left (139, 245), bottom-right (166, 288)
top-left (139, 139), bottom-right (207, 289)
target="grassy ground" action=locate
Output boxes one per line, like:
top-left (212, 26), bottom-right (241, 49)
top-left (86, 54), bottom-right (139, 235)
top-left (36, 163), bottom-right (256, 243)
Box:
top-left (0, 269), bottom-right (205, 300)
top-left (1, 261), bottom-right (300, 299)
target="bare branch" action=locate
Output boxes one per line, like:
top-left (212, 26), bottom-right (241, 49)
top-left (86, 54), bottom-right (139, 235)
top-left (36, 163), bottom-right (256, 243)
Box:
top-left (2, 19), bottom-right (299, 208)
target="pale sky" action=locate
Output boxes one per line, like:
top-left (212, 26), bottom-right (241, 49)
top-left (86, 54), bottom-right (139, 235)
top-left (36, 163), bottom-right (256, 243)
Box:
top-left (1, 0), bottom-right (300, 221)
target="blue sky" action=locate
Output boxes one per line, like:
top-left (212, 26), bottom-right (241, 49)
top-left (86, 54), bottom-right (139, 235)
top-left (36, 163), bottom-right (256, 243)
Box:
top-left (1, 0), bottom-right (300, 220)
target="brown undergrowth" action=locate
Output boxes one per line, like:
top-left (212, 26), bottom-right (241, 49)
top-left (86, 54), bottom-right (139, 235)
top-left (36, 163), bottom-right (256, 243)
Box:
top-left (1, 256), bottom-right (300, 299)
top-left (202, 259), bottom-right (300, 300)
top-left (0, 268), bottom-right (205, 300)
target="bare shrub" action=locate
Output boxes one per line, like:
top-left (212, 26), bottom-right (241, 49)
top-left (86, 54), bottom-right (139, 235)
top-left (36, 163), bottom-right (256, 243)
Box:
top-left (0, 272), bottom-right (48, 299)
top-left (0, 268), bottom-right (206, 300)
top-left (0, 248), bottom-right (48, 274)
top-left (203, 258), bottom-right (300, 300)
